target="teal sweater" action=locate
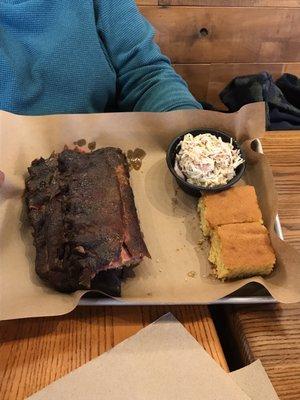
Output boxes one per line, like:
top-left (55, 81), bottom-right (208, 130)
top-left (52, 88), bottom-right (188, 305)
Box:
top-left (0, 0), bottom-right (202, 115)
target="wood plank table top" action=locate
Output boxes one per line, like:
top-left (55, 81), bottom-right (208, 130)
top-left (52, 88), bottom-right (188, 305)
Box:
top-left (228, 132), bottom-right (300, 400)
top-left (0, 305), bottom-right (227, 400)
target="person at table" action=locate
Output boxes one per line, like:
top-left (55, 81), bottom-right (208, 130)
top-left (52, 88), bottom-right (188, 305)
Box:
top-left (0, 0), bottom-right (202, 115)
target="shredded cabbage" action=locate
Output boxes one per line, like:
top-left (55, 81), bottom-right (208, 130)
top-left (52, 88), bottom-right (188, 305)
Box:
top-left (175, 133), bottom-right (244, 188)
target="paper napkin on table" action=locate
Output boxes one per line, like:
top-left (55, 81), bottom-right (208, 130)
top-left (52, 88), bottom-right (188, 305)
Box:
top-left (230, 360), bottom-right (279, 399)
top-left (27, 313), bottom-right (278, 400)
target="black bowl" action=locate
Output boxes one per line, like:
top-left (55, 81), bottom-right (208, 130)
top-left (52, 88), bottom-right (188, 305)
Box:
top-left (166, 128), bottom-right (246, 197)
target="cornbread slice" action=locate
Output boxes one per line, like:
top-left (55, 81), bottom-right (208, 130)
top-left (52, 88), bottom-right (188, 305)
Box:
top-left (198, 185), bottom-right (263, 236)
top-left (209, 222), bottom-right (276, 279)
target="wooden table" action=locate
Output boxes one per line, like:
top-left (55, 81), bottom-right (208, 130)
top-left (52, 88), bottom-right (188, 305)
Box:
top-left (0, 305), bottom-right (227, 400)
top-left (227, 132), bottom-right (300, 400)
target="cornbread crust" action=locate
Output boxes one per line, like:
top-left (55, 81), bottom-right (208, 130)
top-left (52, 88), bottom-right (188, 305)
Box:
top-left (199, 185), bottom-right (263, 236)
top-left (198, 199), bottom-right (211, 237)
top-left (209, 222), bottom-right (276, 279)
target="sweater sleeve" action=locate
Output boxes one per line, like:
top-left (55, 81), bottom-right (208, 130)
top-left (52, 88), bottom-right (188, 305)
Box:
top-left (94, 0), bottom-right (202, 112)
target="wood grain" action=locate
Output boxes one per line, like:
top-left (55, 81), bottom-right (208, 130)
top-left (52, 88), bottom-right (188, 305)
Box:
top-left (228, 304), bottom-right (300, 400)
top-left (141, 6), bottom-right (300, 63)
top-left (0, 306), bottom-right (227, 400)
top-left (159, 0), bottom-right (300, 6)
top-left (262, 133), bottom-right (300, 251)
top-left (228, 133), bottom-right (300, 400)
top-left (283, 63), bottom-right (300, 76)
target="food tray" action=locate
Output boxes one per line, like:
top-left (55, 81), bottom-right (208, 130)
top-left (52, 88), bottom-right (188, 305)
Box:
top-left (79, 139), bottom-right (282, 306)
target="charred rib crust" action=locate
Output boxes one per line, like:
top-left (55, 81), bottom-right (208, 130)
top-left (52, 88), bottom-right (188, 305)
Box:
top-left (25, 148), bottom-right (149, 293)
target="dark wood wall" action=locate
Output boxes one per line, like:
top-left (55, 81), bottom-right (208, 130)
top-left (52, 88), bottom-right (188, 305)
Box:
top-left (137, 0), bottom-right (300, 108)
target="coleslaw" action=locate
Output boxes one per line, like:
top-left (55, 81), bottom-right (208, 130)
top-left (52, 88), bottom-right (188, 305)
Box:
top-left (175, 133), bottom-right (244, 188)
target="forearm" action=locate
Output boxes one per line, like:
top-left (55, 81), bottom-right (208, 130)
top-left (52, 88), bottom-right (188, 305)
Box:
top-left (95, 0), bottom-right (202, 111)
top-left (118, 59), bottom-right (202, 111)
